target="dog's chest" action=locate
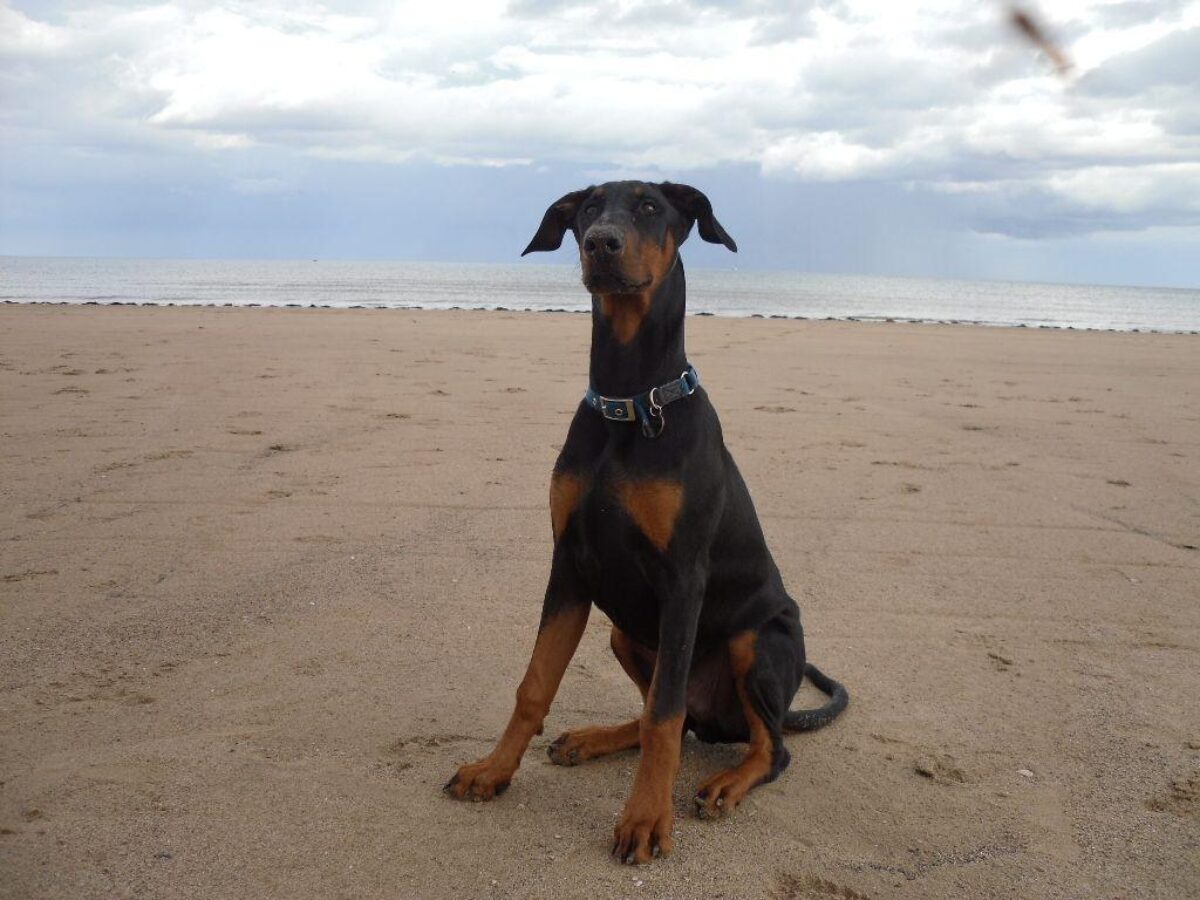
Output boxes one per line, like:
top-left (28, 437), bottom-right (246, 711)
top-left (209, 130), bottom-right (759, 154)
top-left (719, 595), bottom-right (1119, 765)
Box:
top-left (568, 474), bottom-right (665, 643)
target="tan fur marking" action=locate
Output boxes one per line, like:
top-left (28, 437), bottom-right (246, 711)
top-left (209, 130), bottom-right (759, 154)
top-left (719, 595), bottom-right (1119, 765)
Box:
top-left (548, 719), bottom-right (641, 765)
top-left (549, 472), bottom-right (585, 542)
top-left (694, 631), bottom-right (774, 818)
top-left (599, 293), bottom-right (652, 344)
top-left (613, 711), bottom-right (684, 863)
top-left (616, 479), bottom-right (683, 552)
top-left (636, 713), bottom-right (685, 793)
top-left (547, 625), bottom-right (653, 767)
top-left (641, 231), bottom-right (676, 288)
top-left (729, 632), bottom-right (773, 774)
top-left (597, 232), bottom-right (677, 345)
top-left (445, 604), bottom-right (590, 801)
top-left (613, 645), bottom-right (691, 863)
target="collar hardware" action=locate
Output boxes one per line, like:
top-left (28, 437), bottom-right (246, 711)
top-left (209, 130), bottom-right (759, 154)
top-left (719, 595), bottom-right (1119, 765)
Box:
top-left (584, 366), bottom-right (699, 439)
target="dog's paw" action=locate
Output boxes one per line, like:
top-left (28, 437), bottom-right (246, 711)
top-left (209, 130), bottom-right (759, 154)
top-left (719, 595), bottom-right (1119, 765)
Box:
top-left (443, 758), bottom-right (512, 801)
top-left (694, 768), bottom-right (754, 819)
top-left (547, 733), bottom-right (584, 766)
top-left (548, 722), bottom-right (640, 766)
top-left (611, 799), bottom-right (674, 865)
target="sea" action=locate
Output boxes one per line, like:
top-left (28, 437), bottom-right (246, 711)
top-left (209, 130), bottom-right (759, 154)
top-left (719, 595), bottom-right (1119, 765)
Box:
top-left (2, 256), bottom-right (1197, 333)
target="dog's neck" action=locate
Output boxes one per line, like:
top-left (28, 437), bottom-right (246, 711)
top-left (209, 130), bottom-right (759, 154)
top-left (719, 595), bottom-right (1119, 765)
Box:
top-left (588, 256), bottom-right (688, 398)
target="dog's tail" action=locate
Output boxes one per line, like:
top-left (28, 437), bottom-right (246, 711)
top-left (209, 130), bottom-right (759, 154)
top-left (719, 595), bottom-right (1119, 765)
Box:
top-left (783, 663), bottom-right (849, 732)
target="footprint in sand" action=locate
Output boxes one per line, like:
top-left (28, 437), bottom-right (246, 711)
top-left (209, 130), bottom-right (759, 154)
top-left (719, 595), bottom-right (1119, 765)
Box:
top-left (774, 873), bottom-right (871, 899)
top-left (144, 449), bottom-right (192, 462)
top-left (3, 569), bottom-right (59, 583)
top-left (987, 651), bottom-right (1014, 671)
top-left (293, 658), bottom-right (325, 676)
top-left (914, 753), bottom-right (968, 785)
top-left (1146, 770), bottom-right (1199, 818)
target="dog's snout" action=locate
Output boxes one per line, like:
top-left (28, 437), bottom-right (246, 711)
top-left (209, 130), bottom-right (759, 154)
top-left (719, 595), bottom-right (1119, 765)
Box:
top-left (583, 227), bottom-right (624, 259)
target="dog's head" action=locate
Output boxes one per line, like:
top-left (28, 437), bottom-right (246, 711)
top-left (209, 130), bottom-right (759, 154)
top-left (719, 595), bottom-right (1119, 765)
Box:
top-left (521, 181), bottom-right (737, 296)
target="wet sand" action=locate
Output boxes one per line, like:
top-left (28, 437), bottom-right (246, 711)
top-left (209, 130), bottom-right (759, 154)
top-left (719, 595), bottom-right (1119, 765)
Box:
top-left (1, 305), bottom-right (1197, 899)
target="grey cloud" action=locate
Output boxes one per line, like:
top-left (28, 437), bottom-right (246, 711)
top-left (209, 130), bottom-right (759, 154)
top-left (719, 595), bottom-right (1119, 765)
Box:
top-left (802, 51), bottom-right (976, 111)
top-left (505, 0), bottom-right (585, 14)
top-left (1160, 95), bottom-right (1200, 135)
top-left (1080, 26), bottom-right (1200, 95)
top-left (3, 0), bottom-right (1200, 250)
top-left (1092, 0), bottom-right (1191, 27)
top-left (505, 0), bottom-right (832, 39)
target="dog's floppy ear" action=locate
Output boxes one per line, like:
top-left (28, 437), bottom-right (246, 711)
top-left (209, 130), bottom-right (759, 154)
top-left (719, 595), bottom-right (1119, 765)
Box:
top-left (521, 187), bottom-right (593, 256)
top-left (658, 182), bottom-right (737, 252)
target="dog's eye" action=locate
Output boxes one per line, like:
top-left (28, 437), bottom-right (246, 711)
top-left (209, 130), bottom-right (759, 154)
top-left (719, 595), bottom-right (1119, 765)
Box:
top-left (583, 204), bottom-right (598, 217)
top-left (640, 200), bottom-right (658, 214)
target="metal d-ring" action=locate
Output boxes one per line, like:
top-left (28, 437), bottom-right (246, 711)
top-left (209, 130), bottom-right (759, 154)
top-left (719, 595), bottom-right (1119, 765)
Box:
top-left (648, 386), bottom-right (663, 416)
top-left (641, 390), bottom-right (665, 438)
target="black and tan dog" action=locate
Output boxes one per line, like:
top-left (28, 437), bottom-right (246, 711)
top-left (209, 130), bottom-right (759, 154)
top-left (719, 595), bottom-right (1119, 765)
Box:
top-left (444, 181), bottom-right (848, 865)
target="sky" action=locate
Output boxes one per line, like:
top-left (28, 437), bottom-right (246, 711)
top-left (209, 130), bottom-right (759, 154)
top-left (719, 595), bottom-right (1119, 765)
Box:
top-left (1, 0), bottom-right (1197, 287)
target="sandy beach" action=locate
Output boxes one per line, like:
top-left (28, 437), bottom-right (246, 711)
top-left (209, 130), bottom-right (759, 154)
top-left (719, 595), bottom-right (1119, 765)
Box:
top-left (1, 305), bottom-right (1197, 899)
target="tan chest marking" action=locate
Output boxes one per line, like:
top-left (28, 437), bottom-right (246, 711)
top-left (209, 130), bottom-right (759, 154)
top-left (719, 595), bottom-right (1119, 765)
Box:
top-left (616, 479), bottom-right (684, 552)
top-left (549, 472), bottom-right (587, 542)
top-left (599, 293), bottom-right (651, 344)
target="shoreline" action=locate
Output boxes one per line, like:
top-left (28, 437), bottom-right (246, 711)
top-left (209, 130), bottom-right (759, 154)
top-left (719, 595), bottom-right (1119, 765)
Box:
top-left (4, 299), bottom-right (1197, 334)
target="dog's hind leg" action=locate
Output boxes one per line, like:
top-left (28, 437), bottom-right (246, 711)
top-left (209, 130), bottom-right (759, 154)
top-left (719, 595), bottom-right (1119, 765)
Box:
top-left (693, 623), bottom-right (798, 819)
top-left (548, 626), bottom-right (653, 766)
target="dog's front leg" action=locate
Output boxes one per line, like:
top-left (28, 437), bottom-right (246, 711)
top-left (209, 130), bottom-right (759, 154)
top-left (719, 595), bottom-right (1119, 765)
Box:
top-left (444, 556), bottom-right (589, 802)
top-left (612, 576), bottom-right (702, 865)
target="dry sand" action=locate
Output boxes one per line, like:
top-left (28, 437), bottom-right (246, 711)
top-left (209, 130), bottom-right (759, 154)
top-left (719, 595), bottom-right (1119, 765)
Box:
top-left (1, 305), bottom-right (1197, 899)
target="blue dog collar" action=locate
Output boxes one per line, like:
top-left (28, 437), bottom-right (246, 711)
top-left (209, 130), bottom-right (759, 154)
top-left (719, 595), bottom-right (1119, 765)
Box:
top-left (584, 366), bottom-right (700, 439)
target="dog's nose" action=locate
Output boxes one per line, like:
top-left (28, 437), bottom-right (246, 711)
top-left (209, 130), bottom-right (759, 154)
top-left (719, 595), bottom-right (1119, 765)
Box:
top-left (583, 227), bottom-right (624, 259)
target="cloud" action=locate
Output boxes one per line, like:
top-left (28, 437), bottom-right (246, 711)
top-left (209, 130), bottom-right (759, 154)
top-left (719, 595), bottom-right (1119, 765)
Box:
top-left (1092, 0), bottom-right (1191, 27)
top-left (2, 0), bottom-right (1199, 243)
top-left (762, 132), bottom-right (900, 180)
top-left (1080, 24), bottom-right (1199, 94)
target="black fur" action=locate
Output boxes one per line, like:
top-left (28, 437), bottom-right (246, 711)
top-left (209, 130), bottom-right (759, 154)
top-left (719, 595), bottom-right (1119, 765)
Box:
top-left (444, 181), bottom-right (848, 856)
top-left (535, 181), bottom-right (847, 757)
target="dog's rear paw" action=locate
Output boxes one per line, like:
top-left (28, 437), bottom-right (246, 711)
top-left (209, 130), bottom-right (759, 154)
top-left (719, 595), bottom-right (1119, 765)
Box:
top-left (694, 769), bottom-right (755, 819)
top-left (548, 722), bottom-right (640, 766)
top-left (443, 758), bottom-right (512, 801)
top-left (547, 732), bottom-right (588, 766)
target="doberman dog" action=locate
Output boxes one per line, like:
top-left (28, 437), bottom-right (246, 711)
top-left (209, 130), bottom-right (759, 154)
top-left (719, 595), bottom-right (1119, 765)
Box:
top-left (444, 181), bottom-right (848, 865)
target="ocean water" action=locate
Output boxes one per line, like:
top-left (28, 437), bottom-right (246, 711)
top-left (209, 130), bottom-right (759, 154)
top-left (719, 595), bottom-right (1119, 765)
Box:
top-left (2, 256), bottom-right (1197, 333)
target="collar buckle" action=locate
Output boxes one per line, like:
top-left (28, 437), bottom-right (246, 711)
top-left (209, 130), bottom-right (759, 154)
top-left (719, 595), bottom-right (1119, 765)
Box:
top-left (585, 365), bottom-right (700, 439)
top-left (608, 398), bottom-right (636, 421)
